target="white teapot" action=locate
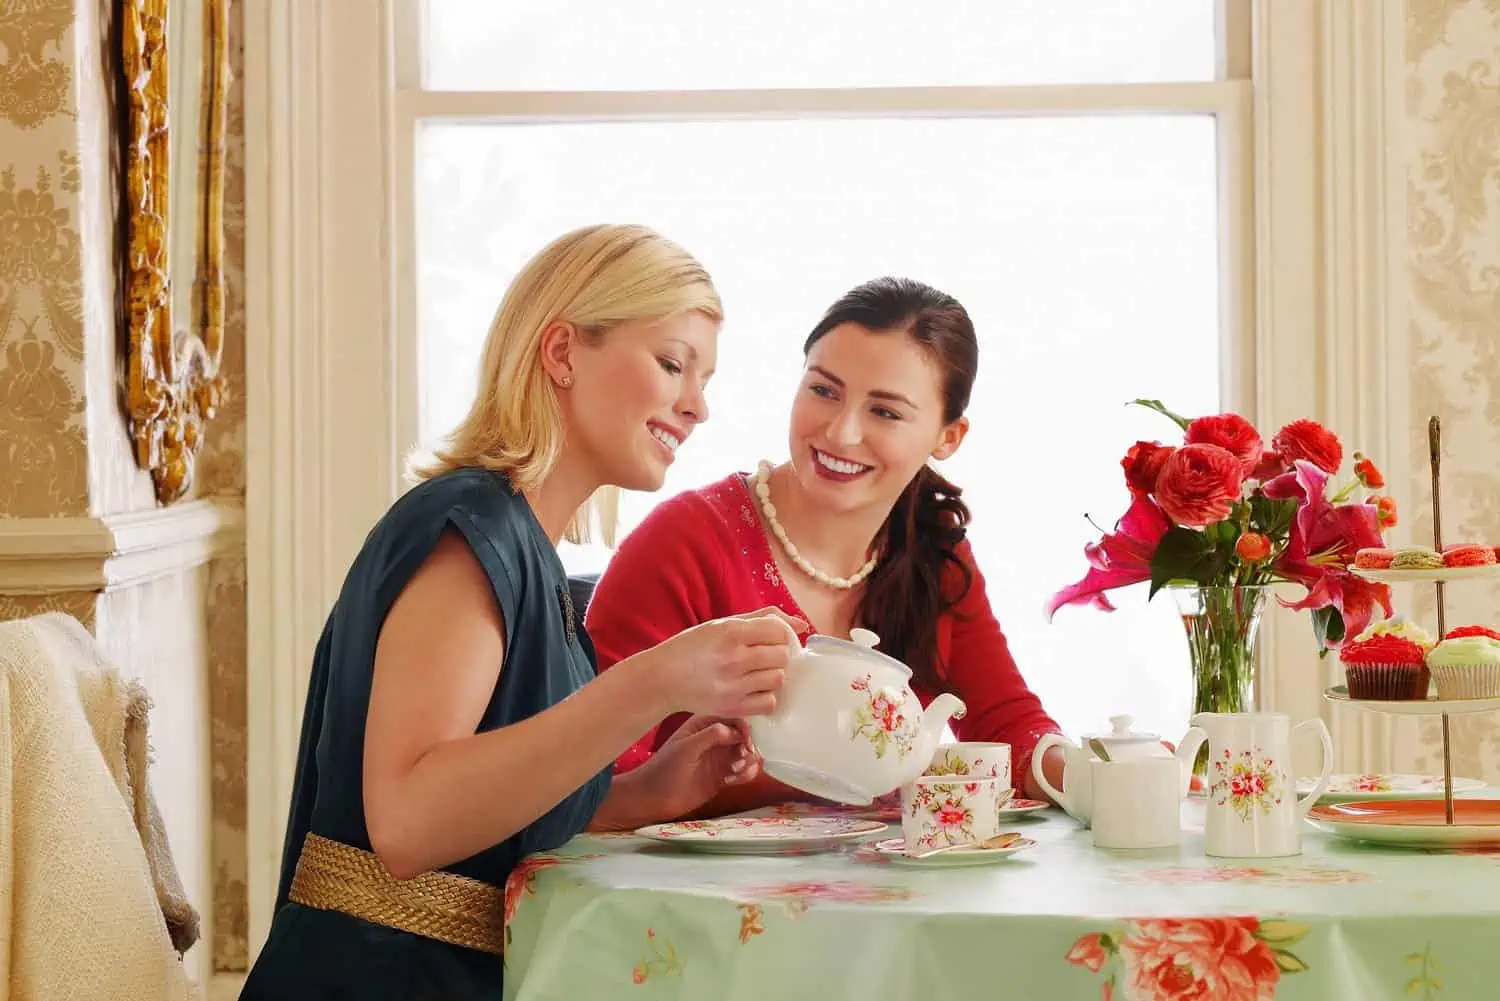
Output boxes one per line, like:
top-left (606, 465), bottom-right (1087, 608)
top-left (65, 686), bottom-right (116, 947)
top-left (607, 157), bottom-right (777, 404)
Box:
top-left (748, 627), bottom-right (967, 805)
top-left (1031, 715), bottom-right (1207, 827)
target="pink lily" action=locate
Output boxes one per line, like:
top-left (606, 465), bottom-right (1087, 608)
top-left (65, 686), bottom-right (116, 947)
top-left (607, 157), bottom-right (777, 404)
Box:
top-left (1262, 459), bottom-right (1392, 644)
top-left (1047, 493), bottom-right (1171, 620)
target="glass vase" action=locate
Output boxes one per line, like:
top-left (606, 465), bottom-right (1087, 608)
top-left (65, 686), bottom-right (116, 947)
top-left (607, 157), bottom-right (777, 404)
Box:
top-left (1169, 585), bottom-right (1269, 776)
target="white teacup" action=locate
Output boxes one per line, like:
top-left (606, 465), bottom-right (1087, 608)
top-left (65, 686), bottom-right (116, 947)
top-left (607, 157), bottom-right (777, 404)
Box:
top-left (924, 741), bottom-right (1012, 790)
top-left (900, 775), bottom-right (1009, 856)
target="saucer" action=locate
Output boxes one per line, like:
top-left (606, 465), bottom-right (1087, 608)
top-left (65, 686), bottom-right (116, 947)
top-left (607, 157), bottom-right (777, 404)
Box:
top-left (635, 816), bottom-right (887, 854)
top-left (1298, 773), bottom-right (1485, 803)
top-left (869, 836), bottom-right (1036, 867)
top-left (997, 798), bottom-right (1050, 819)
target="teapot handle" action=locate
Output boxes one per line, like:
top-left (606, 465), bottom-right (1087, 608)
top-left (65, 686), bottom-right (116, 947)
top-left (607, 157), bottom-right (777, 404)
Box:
top-left (1293, 718), bottom-right (1334, 817)
top-left (760, 612), bottom-right (804, 660)
top-left (1031, 733), bottom-right (1072, 812)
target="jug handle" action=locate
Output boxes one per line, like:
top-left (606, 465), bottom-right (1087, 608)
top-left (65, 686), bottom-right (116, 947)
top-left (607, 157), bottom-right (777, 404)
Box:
top-left (1293, 718), bottom-right (1335, 818)
top-left (1175, 726), bottom-right (1209, 797)
top-left (1031, 733), bottom-right (1071, 813)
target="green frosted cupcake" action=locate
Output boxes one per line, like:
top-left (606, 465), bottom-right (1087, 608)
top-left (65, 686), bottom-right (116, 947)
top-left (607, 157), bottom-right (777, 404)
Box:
top-left (1426, 636), bottom-right (1500, 699)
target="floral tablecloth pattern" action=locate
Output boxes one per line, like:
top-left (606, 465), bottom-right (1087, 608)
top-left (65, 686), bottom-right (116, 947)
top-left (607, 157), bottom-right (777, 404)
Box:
top-left (503, 804), bottom-right (1500, 1000)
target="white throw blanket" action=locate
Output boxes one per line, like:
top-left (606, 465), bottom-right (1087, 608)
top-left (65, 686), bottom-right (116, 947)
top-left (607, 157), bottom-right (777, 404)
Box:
top-left (0, 613), bottom-right (196, 1001)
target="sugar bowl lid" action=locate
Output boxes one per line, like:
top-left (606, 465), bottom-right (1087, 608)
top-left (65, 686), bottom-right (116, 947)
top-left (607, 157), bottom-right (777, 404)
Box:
top-left (1082, 714), bottom-right (1162, 749)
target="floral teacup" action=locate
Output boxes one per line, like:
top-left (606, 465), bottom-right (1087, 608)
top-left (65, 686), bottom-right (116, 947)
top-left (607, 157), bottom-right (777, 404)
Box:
top-left (925, 742), bottom-right (1012, 791)
top-left (899, 775), bottom-right (1009, 855)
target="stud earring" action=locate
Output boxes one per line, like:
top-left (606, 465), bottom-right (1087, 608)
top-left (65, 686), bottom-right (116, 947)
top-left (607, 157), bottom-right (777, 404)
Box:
top-left (559, 375), bottom-right (573, 388)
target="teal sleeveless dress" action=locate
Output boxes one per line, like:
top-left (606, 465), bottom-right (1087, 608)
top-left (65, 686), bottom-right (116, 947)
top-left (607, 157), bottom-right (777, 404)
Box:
top-left (240, 468), bottom-right (612, 1000)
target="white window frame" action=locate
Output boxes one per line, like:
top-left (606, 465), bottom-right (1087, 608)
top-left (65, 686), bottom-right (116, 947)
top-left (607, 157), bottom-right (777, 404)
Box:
top-left (242, 0), bottom-right (1408, 958)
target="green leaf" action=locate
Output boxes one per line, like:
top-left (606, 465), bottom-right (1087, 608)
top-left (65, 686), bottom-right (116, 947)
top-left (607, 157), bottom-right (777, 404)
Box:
top-left (1250, 496), bottom-right (1299, 538)
top-left (1311, 606), bottom-right (1347, 649)
top-left (1215, 520), bottom-right (1240, 547)
top-left (1256, 920), bottom-right (1309, 946)
top-left (1149, 526), bottom-right (1212, 597)
top-left (1273, 949), bottom-right (1311, 974)
top-left (1129, 398), bottom-right (1193, 431)
top-left (1099, 933), bottom-right (1118, 955)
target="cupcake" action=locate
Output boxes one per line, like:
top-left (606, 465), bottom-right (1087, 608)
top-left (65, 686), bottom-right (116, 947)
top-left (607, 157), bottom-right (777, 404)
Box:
top-left (1390, 546), bottom-right (1444, 570)
top-left (1447, 625), bottom-right (1500, 642)
top-left (1358, 617), bottom-right (1436, 647)
top-left (1426, 635), bottom-right (1500, 699)
top-left (1355, 547), bottom-right (1395, 569)
top-left (1442, 543), bottom-right (1497, 567)
top-left (1340, 618), bottom-right (1434, 700)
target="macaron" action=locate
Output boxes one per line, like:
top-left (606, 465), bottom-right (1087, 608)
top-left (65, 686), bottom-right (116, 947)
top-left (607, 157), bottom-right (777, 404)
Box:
top-left (1390, 546), bottom-right (1444, 570)
top-left (1443, 543), bottom-right (1497, 568)
top-left (1355, 548), bottom-right (1395, 569)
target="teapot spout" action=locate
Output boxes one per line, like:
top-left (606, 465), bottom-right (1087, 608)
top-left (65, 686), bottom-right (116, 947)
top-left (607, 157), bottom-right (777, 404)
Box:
top-left (922, 692), bottom-right (967, 733)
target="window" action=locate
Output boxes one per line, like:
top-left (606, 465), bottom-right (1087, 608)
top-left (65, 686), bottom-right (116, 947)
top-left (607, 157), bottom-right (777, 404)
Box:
top-left (401, 1), bottom-right (1252, 745)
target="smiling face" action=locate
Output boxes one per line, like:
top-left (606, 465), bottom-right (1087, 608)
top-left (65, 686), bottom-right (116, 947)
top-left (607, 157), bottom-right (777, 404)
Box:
top-left (787, 321), bottom-right (968, 516)
top-left (564, 310), bottom-right (719, 491)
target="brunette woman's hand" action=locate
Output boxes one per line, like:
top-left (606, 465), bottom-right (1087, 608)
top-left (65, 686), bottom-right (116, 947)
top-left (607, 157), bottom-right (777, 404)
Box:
top-left (644, 607), bottom-right (806, 718)
top-left (629, 716), bottom-right (763, 821)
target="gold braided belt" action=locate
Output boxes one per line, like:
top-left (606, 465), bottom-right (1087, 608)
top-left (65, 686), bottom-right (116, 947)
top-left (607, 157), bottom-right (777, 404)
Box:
top-left (288, 833), bottom-right (506, 956)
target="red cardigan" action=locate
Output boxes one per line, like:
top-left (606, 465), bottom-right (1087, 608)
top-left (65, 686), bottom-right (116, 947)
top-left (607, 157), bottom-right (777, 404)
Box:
top-left (585, 473), bottom-right (1061, 791)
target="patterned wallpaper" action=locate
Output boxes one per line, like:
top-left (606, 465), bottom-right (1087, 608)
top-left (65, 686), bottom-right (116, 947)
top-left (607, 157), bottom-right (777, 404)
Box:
top-left (0, 0), bottom-right (89, 517)
top-left (0, 0), bottom-right (250, 975)
top-left (1398, 0), bottom-right (1500, 778)
top-left (207, 0), bottom-right (248, 971)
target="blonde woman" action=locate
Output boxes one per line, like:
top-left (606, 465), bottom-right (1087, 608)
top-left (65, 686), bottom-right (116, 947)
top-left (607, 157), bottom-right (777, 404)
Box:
top-left (241, 225), bottom-right (796, 1000)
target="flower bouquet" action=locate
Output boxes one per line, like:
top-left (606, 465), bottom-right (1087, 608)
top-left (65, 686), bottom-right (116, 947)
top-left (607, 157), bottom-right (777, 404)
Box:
top-left (1047, 401), bottom-right (1397, 727)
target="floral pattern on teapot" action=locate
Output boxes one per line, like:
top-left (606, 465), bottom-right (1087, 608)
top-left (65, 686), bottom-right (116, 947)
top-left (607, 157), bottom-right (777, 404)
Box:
top-left (1209, 746), bottom-right (1285, 822)
top-left (849, 674), bottom-right (916, 760)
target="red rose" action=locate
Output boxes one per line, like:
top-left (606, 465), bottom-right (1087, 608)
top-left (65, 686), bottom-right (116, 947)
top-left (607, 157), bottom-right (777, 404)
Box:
top-left (1154, 444), bottom-right (1244, 528)
top-left (1250, 451), bottom-right (1287, 482)
top-left (1119, 917), bottom-right (1284, 1001)
top-left (1122, 441), bottom-right (1175, 495)
top-left (1185, 414), bottom-right (1264, 476)
top-left (1236, 532), bottom-right (1271, 563)
top-left (1353, 452), bottom-right (1385, 489)
top-left (1272, 419), bottom-right (1343, 474)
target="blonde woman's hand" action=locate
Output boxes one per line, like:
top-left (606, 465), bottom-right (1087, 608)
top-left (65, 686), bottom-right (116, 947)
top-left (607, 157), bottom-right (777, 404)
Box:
top-left (644, 607), bottom-right (806, 718)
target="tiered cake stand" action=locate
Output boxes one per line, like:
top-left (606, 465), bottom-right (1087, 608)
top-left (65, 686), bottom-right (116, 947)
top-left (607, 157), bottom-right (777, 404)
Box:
top-left (1312, 417), bottom-right (1500, 849)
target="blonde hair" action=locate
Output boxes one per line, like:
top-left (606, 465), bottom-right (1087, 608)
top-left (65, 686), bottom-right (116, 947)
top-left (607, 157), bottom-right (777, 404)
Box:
top-left (410, 224), bottom-right (722, 545)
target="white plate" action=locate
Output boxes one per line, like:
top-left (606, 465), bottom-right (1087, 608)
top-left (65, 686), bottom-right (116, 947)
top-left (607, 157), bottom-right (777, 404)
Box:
top-left (1324, 686), bottom-right (1500, 716)
top-left (634, 816), bottom-right (888, 854)
top-left (1297, 773), bottom-right (1486, 802)
top-left (1307, 800), bottom-right (1500, 849)
top-left (1350, 564), bottom-right (1500, 584)
top-left (869, 836), bottom-right (1036, 867)
top-left (997, 798), bottom-right (1051, 819)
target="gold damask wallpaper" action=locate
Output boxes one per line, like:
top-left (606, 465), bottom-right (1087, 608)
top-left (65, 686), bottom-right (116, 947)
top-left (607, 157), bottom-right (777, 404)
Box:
top-left (1, 0), bottom-right (251, 976)
top-left (0, 0), bottom-right (89, 517)
top-left (1401, 0), bottom-right (1500, 778)
top-left (207, 0), bottom-right (248, 971)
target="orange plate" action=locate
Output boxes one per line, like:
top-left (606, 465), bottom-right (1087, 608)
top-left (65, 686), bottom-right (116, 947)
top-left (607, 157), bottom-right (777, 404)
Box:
top-left (1309, 798), bottom-right (1500, 827)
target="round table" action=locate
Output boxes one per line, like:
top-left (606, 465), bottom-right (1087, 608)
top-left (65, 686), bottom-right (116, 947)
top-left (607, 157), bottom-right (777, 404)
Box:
top-left (503, 801), bottom-right (1500, 1000)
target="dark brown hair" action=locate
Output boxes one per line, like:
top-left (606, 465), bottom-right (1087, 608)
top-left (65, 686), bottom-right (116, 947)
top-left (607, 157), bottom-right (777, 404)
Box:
top-left (803, 277), bottom-right (978, 692)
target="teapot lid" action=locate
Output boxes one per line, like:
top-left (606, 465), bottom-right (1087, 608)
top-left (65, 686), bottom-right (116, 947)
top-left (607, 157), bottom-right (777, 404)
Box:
top-left (804, 628), bottom-right (911, 678)
top-left (1082, 714), bottom-right (1160, 746)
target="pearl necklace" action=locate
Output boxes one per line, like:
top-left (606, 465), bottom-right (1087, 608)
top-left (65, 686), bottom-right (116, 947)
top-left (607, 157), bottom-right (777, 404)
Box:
top-left (753, 461), bottom-right (879, 590)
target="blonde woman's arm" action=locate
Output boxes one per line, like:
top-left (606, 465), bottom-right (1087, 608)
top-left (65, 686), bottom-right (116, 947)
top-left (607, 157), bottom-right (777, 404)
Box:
top-left (362, 531), bottom-right (791, 879)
